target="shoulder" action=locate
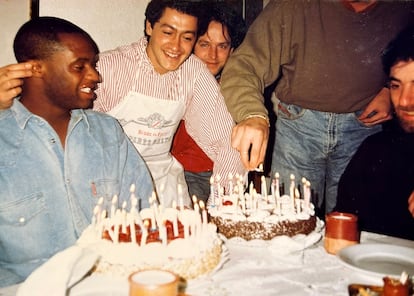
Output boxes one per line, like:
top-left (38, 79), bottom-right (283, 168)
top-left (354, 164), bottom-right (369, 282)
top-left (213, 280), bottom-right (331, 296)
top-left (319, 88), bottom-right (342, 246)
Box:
top-left (181, 54), bottom-right (208, 72)
top-left (82, 110), bottom-right (122, 131)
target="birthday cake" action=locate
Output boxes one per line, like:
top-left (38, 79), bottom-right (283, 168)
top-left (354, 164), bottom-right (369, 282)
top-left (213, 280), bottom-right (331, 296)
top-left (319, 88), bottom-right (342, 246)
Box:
top-left (208, 173), bottom-right (318, 241)
top-left (77, 189), bottom-right (225, 279)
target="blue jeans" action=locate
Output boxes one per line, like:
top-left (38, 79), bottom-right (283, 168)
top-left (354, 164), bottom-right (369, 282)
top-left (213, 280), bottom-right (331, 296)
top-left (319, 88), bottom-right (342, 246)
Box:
top-left (271, 101), bottom-right (381, 214)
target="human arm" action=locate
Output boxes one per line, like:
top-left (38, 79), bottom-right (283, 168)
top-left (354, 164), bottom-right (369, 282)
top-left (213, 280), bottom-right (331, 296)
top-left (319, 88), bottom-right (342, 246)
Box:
top-left (0, 63), bottom-right (32, 109)
top-left (220, 1), bottom-right (284, 169)
top-left (409, 190), bottom-right (414, 218)
top-left (358, 87), bottom-right (393, 126)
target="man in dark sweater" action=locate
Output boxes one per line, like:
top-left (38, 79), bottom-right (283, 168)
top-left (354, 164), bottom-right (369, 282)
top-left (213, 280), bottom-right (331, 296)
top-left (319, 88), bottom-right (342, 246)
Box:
top-left (335, 25), bottom-right (414, 240)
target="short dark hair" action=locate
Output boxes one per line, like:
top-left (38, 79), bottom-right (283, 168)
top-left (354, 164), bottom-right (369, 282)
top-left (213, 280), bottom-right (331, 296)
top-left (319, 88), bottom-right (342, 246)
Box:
top-left (144, 0), bottom-right (201, 39)
top-left (197, 2), bottom-right (247, 49)
top-left (382, 25), bottom-right (414, 75)
top-left (13, 16), bottom-right (99, 62)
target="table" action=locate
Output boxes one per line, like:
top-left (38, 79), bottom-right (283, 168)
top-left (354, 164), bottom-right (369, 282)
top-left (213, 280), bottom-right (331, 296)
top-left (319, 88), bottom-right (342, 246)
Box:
top-left (1, 231), bottom-right (413, 296)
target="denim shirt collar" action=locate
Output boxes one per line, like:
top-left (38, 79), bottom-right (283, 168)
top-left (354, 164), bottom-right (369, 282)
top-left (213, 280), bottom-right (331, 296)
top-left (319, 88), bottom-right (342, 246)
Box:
top-left (9, 98), bottom-right (91, 130)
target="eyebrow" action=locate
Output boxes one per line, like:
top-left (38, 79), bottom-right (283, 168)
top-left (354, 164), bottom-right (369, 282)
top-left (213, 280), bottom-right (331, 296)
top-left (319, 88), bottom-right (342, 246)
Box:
top-left (389, 76), bottom-right (400, 82)
top-left (159, 23), bottom-right (196, 35)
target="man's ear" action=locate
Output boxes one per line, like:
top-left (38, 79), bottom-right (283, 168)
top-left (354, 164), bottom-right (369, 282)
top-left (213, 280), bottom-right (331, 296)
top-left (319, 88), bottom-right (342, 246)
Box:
top-left (145, 20), bottom-right (153, 37)
top-left (30, 60), bottom-right (44, 78)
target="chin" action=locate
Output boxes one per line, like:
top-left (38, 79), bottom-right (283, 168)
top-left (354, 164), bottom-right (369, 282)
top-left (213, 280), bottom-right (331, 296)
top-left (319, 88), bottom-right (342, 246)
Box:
top-left (399, 121), bottom-right (414, 133)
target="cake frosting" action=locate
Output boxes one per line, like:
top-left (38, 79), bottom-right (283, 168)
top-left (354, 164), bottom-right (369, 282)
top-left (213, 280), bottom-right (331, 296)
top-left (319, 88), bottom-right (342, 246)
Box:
top-left (208, 172), bottom-right (318, 240)
top-left (77, 189), bottom-right (225, 279)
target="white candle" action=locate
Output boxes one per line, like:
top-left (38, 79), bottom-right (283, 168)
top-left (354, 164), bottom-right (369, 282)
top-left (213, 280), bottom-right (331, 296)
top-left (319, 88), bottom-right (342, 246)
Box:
top-left (129, 214), bottom-right (136, 243)
top-left (275, 172), bottom-right (280, 199)
top-left (172, 211), bottom-right (179, 237)
top-left (160, 220), bottom-right (167, 246)
top-left (209, 176), bottom-right (215, 206)
top-left (228, 173), bottom-right (234, 196)
top-left (178, 184), bottom-right (184, 210)
top-left (121, 201), bottom-right (127, 233)
top-left (140, 220), bottom-right (149, 246)
top-left (289, 174), bottom-right (295, 199)
top-left (110, 195), bottom-right (118, 218)
top-left (192, 195), bottom-right (198, 208)
top-left (216, 174), bottom-right (222, 206)
top-left (293, 188), bottom-right (300, 213)
top-left (301, 177), bottom-right (306, 198)
top-left (129, 184), bottom-right (136, 198)
top-left (304, 181), bottom-right (311, 209)
top-left (113, 209), bottom-right (122, 243)
top-left (261, 175), bottom-right (268, 202)
top-left (199, 200), bottom-right (208, 226)
top-left (92, 205), bottom-right (100, 225)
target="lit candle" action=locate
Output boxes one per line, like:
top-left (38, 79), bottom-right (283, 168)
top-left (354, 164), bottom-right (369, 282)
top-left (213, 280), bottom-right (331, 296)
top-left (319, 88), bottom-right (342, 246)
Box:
top-left (261, 175), bottom-right (268, 202)
top-left (275, 172), bottom-right (280, 199)
top-left (129, 184), bottom-right (136, 199)
top-left (160, 220), bottom-right (167, 246)
top-left (113, 209), bottom-right (122, 243)
top-left (140, 220), bottom-right (149, 246)
top-left (92, 205), bottom-right (100, 225)
top-left (289, 174), bottom-right (295, 199)
top-left (121, 200), bottom-right (127, 234)
top-left (192, 195), bottom-right (198, 208)
top-left (178, 184), bottom-right (184, 211)
top-left (172, 210), bottom-right (179, 237)
top-left (209, 176), bottom-right (215, 206)
top-left (304, 181), bottom-right (311, 209)
top-left (228, 173), bottom-right (234, 196)
top-left (193, 203), bottom-right (201, 237)
top-left (216, 174), bottom-right (222, 205)
top-left (199, 200), bottom-right (208, 226)
top-left (110, 195), bottom-right (118, 218)
top-left (129, 214), bottom-right (136, 243)
top-left (301, 178), bottom-right (307, 198)
top-left (293, 188), bottom-right (300, 213)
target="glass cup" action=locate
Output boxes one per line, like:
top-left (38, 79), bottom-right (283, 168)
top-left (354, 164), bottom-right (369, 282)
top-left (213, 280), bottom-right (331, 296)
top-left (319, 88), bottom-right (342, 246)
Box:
top-left (128, 269), bottom-right (179, 296)
top-left (324, 212), bottom-right (359, 255)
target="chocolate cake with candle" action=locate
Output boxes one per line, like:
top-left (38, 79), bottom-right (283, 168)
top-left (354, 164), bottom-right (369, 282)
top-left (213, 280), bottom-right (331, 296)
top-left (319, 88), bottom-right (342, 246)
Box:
top-left (76, 187), bottom-right (225, 279)
top-left (208, 173), bottom-right (318, 240)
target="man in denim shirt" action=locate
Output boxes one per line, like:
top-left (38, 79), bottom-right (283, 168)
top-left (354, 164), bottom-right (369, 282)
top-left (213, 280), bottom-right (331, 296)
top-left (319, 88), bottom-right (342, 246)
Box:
top-left (0, 17), bottom-right (154, 287)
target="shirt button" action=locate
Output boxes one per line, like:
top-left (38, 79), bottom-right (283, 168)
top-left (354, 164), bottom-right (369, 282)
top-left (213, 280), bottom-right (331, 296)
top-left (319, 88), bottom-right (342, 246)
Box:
top-left (19, 217), bottom-right (25, 223)
top-left (50, 138), bottom-right (56, 144)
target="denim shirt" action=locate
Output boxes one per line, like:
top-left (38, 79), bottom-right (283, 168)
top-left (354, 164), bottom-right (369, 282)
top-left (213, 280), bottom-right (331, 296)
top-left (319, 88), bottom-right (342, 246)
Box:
top-left (0, 99), bottom-right (154, 287)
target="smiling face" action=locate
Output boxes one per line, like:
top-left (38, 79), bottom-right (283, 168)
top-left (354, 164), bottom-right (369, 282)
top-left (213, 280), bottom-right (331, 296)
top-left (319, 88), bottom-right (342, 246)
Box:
top-left (389, 60), bottom-right (414, 133)
top-left (145, 7), bottom-right (197, 74)
top-left (41, 33), bottom-right (100, 110)
top-left (194, 21), bottom-right (233, 77)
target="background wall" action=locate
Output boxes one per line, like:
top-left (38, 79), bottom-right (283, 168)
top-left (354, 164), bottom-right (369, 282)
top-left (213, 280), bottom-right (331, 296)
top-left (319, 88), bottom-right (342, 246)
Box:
top-left (40, 0), bottom-right (149, 53)
top-left (0, 0), bottom-right (31, 65)
top-left (1, 0), bottom-right (264, 66)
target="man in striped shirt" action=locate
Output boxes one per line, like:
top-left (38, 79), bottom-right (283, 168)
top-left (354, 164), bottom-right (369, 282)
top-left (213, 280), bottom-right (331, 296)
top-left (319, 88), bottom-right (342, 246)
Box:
top-left (93, 0), bottom-right (245, 207)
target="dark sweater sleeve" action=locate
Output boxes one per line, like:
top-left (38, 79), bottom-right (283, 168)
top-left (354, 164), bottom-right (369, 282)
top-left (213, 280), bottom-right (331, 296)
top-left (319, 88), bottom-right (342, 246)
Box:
top-left (335, 140), bottom-right (374, 214)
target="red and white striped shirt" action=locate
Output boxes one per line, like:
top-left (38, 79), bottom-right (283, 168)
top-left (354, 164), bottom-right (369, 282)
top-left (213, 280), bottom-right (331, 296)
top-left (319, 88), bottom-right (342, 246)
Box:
top-left (94, 37), bottom-right (245, 191)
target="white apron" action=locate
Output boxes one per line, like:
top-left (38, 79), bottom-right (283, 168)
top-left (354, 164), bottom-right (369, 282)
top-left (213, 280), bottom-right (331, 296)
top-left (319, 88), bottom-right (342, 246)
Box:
top-left (107, 70), bottom-right (191, 207)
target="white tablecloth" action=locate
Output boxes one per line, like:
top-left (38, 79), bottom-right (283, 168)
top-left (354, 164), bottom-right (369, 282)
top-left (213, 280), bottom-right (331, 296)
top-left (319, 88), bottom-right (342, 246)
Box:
top-left (1, 231), bottom-right (413, 296)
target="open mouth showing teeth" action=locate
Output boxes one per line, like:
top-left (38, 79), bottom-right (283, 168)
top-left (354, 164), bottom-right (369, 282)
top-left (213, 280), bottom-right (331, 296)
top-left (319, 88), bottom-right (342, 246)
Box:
top-left (166, 52), bottom-right (179, 58)
top-left (80, 87), bottom-right (93, 93)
